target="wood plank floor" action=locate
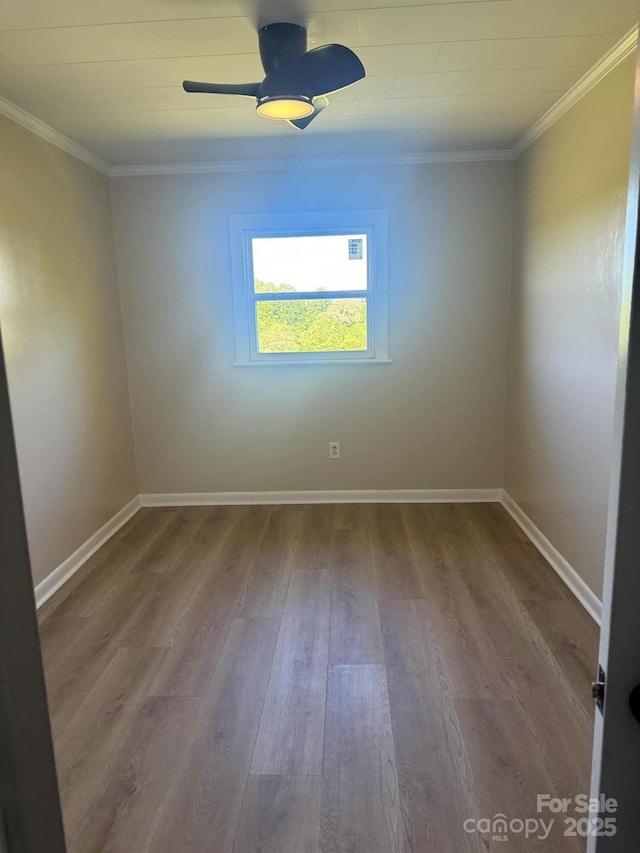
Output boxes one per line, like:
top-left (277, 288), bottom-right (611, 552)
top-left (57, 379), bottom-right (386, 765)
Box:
top-left (38, 503), bottom-right (599, 852)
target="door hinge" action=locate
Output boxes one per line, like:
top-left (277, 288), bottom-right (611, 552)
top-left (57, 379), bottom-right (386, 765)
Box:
top-left (592, 665), bottom-right (606, 713)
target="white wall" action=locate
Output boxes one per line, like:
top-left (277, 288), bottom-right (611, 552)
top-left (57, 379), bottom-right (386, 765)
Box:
top-left (111, 161), bottom-right (514, 495)
top-left (505, 56), bottom-right (635, 598)
top-left (0, 115), bottom-right (137, 586)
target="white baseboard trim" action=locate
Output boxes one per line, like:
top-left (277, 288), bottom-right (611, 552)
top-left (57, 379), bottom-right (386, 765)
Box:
top-left (500, 491), bottom-right (602, 625)
top-left (34, 496), bottom-right (141, 609)
top-left (140, 488), bottom-right (502, 507)
top-left (37, 489), bottom-right (599, 624)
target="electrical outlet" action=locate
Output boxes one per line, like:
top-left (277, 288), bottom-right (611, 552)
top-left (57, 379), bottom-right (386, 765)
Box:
top-left (329, 441), bottom-right (340, 459)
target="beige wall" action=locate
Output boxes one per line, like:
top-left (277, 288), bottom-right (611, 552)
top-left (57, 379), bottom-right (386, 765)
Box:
top-left (505, 56), bottom-right (636, 598)
top-left (111, 161), bottom-right (514, 494)
top-left (5, 55), bottom-right (631, 596)
top-left (0, 116), bottom-right (137, 586)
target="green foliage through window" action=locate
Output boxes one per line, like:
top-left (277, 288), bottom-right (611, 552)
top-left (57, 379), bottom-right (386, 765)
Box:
top-left (255, 280), bottom-right (367, 353)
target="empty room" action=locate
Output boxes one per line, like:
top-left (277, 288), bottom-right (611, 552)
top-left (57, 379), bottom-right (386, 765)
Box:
top-left (3, 1), bottom-right (640, 851)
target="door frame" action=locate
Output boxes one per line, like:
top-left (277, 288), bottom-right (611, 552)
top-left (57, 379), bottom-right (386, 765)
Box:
top-left (589, 37), bottom-right (640, 853)
top-left (0, 325), bottom-right (66, 852)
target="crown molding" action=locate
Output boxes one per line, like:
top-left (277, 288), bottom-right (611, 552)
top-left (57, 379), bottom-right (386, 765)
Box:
top-left (0, 96), bottom-right (514, 176)
top-left (0, 96), bottom-right (110, 175)
top-left (3, 24), bottom-right (635, 178)
top-left (108, 149), bottom-right (514, 177)
top-left (513, 25), bottom-right (639, 157)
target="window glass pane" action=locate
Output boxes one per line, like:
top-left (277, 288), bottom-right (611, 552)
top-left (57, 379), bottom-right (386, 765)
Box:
top-left (252, 234), bottom-right (368, 293)
top-left (256, 298), bottom-right (367, 354)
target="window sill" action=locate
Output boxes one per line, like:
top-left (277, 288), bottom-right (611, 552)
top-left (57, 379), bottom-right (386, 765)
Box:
top-left (234, 358), bottom-right (392, 367)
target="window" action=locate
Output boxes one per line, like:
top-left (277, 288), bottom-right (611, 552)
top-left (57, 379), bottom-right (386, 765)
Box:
top-left (229, 210), bottom-right (389, 365)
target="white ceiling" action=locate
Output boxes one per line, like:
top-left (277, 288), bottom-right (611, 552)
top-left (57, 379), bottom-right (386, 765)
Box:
top-left (0, 1), bottom-right (637, 166)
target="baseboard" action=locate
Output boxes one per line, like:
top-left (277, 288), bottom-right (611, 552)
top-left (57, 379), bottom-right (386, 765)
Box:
top-left (500, 491), bottom-right (602, 625)
top-left (38, 489), bottom-right (597, 622)
top-left (34, 496), bottom-right (141, 609)
top-left (139, 488), bottom-right (502, 507)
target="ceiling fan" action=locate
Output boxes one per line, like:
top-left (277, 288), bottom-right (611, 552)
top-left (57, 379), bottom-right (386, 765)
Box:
top-left (182, 22), bottom-right (365, 130)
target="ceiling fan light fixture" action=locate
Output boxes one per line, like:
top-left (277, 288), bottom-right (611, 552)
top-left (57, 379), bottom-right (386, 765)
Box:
top-left (183, 23), bottom-right (366, 130)
top-left (256, 95), bottom-right (314, 121)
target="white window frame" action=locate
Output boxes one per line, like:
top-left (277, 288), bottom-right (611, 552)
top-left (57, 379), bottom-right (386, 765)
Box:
top-left (229, 210), bottom-right (389, 366)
